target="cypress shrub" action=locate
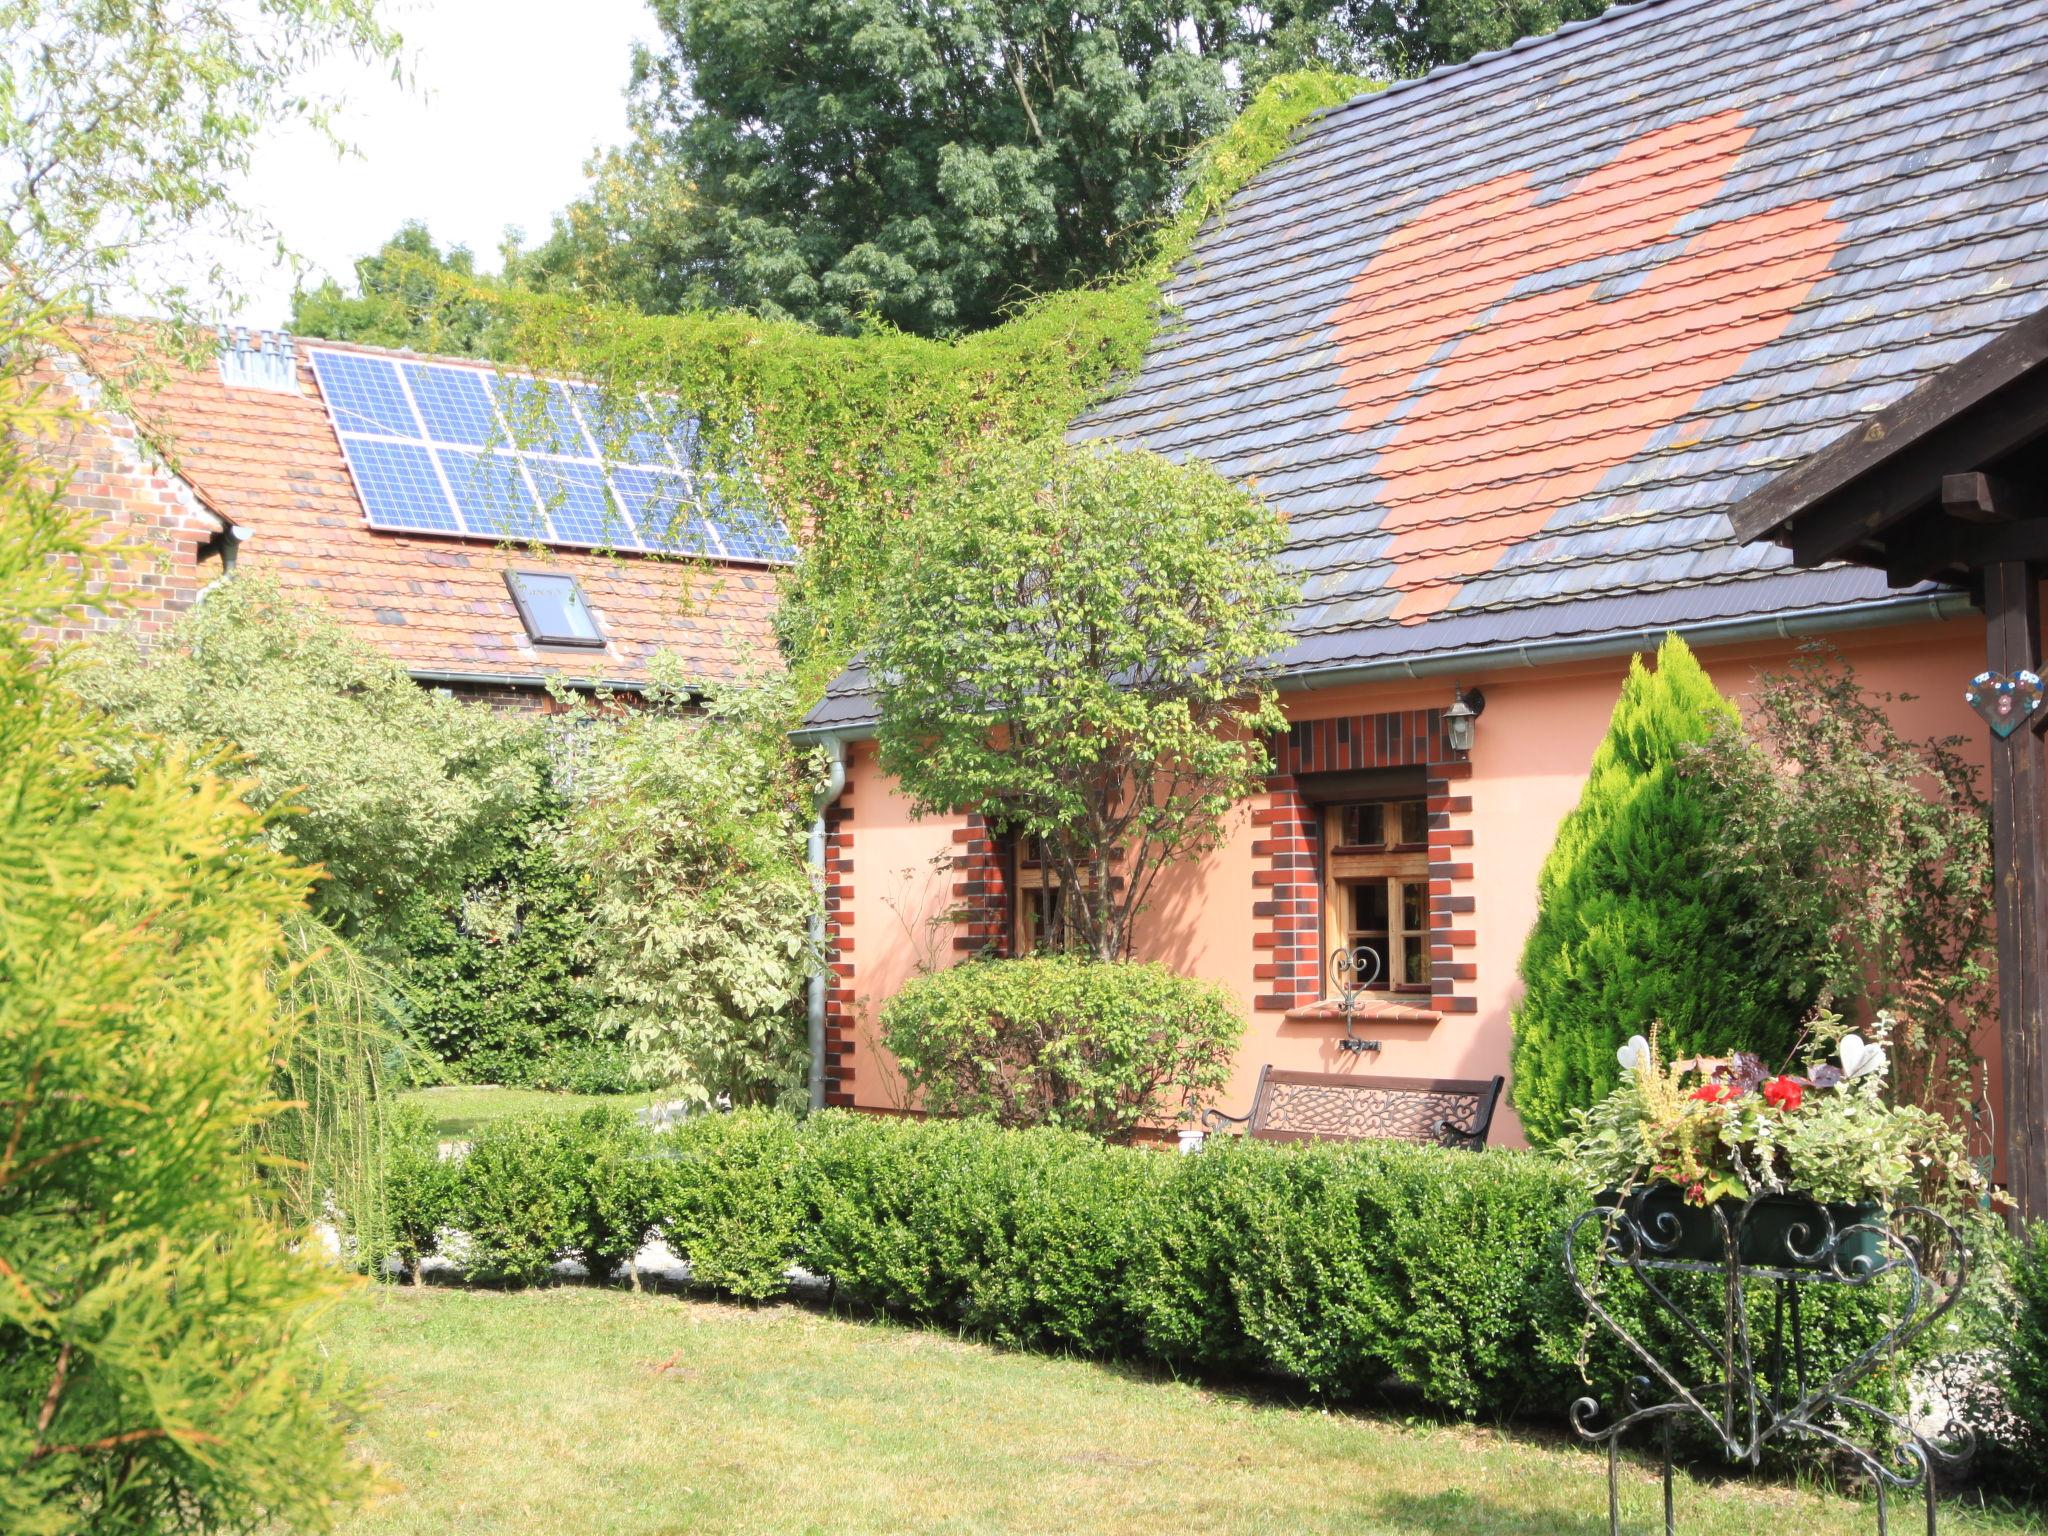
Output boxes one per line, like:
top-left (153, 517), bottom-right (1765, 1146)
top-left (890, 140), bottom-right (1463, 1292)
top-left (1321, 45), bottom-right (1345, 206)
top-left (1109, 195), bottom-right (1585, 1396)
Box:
top-left (1509, 634), bottom-right (1806, 1147)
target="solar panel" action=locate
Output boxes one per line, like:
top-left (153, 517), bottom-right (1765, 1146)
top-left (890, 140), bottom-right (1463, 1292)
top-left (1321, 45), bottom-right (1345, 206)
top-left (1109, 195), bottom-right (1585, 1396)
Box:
top-left (307, 348), bottom-right (794, 564)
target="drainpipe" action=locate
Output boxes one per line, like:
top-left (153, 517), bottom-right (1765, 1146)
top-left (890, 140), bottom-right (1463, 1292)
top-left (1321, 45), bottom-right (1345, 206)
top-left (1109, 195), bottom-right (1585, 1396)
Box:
top-left (806, 737), bottom-right (849, 1112)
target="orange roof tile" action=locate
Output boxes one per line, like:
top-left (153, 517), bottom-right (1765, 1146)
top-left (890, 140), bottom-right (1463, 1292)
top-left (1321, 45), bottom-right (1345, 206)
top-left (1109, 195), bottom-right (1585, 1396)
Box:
top-left (84, 329), bottom-right (781, 688)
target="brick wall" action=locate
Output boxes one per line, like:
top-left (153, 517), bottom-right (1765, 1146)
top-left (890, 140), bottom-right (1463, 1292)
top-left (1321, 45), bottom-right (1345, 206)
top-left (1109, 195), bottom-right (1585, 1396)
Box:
top-left (1253, 707), bottom-right (1479, 1015)
top-left (949, 812), bottom-right (1012, 956)
top-left (821, 786), bottom-right (857, 1108)
top-left (31, 360), bottom-right (222, 649)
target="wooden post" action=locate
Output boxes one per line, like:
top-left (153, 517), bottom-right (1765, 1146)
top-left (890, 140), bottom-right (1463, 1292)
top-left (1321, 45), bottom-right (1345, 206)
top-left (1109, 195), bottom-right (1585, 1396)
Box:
top-left (1983, 559), bottom-right (2048, 1225)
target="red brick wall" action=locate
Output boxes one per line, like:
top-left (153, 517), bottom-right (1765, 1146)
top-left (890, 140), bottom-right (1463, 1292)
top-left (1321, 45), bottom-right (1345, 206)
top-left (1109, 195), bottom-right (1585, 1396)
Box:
top-left (1253, 707), bottom-right (1478, 1015)
top-left (949, 812), bottom-right (1012, 957)
top-left (32, 363), bottom-right (221, 648)
top-left (821, 787), bottom-right (857, 1108)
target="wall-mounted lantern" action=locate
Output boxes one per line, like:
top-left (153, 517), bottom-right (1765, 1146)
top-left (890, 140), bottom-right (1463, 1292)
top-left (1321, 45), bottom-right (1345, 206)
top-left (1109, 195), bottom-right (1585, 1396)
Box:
top-left (1444, 688), bottom-right (1486, 753)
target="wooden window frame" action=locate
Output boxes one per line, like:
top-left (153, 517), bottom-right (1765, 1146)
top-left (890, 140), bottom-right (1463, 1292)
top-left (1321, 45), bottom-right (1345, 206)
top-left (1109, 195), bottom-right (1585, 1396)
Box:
top-left (1010, 831), bottom-right (1064, 955)
top-left (1320, 799), bottom-right (1432, 994)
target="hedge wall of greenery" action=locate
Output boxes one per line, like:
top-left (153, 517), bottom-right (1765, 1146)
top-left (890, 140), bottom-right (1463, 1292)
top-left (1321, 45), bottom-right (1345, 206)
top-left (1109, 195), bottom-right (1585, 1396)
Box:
top-left (2013, 1225), bottom-right (2048, 1458)
top-left (392, 802), bottom-right (637, 1093)
top-left (387, 1109), bottom-right (1921, 1429)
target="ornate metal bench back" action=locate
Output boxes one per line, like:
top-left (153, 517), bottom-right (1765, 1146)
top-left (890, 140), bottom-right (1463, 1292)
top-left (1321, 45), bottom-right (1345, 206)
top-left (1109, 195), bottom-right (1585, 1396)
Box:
top-left (1246, 1070), bottom-right (1504, 1149)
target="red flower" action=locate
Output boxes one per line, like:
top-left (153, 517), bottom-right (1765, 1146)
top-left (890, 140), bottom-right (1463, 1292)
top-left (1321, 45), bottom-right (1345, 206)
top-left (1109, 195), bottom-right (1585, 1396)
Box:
top-left (1761, 1076), bottom-right (1805, 1112)
top-left (1690, 1083), bottom-right (1737, 1104)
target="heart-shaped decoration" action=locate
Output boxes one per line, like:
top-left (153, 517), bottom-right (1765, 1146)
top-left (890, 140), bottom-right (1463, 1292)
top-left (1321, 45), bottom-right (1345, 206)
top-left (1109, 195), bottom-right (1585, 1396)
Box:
top-left (1616, 1034), bottom-right (1649, 1073)
top-left (1966, 669), bottom-right (2044, 738)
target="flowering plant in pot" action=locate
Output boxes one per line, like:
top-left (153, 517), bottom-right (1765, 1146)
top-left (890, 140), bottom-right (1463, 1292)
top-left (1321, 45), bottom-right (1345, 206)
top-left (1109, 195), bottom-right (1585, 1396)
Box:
top-left (1558, 1013), bottom-right (1980, 1269)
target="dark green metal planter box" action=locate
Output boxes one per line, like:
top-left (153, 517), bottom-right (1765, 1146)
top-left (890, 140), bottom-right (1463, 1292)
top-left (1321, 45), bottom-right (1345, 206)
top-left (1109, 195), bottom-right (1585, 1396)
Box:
top-left (1603, 1185), bottom-right (1885, 1272)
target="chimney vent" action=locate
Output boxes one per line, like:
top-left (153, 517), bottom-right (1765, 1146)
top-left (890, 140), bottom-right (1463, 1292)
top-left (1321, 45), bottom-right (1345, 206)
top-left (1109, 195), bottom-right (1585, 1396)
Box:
top-left (217, 327), bottom-right (301, 394)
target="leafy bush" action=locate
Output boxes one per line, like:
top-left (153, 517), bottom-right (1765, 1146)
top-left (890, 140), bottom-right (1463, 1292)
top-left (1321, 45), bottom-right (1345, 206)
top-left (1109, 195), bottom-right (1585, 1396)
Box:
top-left (444, 1107), bottom-right (669, 1287)
top-left (1, 362), bottom-right (369, 1531)
top-left (879, 957), bottom-right (1246, 1142)
top-left (653, 1109), bottom-right (807, 1299)
top-left (74, 573), bottom-right (543, 944)
top-left (795, 1114), bottom-right (1164, 1353)
top-left (392, 799), bottom-right (636, 1091)
top-left (1692, 644), bottom-right (1994, 1130)
top-left (557, 668), bottom-right (823, 1108)
top-left (2013, 1226), bottom-right (2048, 1456)
top-left (412, 1106), bottom-right (1914, 1430)
top-left (1511, 635), bottom-right (1808, 1147)
top-left (384, 1104), bottom-right (459, 1281)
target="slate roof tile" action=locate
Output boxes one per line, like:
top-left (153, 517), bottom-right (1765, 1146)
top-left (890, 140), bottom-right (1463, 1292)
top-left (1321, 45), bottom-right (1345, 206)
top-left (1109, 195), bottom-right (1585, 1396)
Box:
top-left (1045, 0), bottom-right (2048, 681)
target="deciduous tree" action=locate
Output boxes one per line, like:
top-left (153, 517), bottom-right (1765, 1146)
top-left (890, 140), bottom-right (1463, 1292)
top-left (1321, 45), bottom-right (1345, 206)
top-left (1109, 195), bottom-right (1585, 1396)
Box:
top-left (871, 438), bottom-right (1293, 960)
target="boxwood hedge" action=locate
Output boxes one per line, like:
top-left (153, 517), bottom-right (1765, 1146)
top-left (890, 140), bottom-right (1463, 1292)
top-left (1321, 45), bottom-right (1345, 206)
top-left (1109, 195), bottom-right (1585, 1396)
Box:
top-left (386, 1108), bottom-right (1922, 1425)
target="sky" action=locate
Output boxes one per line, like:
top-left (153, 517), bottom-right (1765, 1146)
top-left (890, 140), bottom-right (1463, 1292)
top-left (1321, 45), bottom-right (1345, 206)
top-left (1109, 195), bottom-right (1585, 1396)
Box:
top-left (212, 0), bottom-right (654, 328)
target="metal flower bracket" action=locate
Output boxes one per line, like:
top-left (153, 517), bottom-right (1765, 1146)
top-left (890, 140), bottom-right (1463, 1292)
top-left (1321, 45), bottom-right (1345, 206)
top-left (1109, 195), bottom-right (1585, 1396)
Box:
top-left (1563, 1192), bottom-right (1970, 1535)
top-left (1328, 944), bottom-right (1383, 1053)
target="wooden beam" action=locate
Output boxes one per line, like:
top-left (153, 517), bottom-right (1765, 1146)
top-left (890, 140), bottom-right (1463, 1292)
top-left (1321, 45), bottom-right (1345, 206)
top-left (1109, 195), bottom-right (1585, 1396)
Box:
top-left (1786, 381), bottom-right (2048, 567)
top-left (1943, 472), bottom-right (2042, 524)
top-left (1884, 515), bottom-right (2048, 586)
top-left (1984, 559), bottom-right (2048, 1226)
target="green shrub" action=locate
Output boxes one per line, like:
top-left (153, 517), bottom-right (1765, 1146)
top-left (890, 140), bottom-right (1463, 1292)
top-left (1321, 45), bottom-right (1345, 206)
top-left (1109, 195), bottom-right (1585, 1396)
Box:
top-left (1, 391), bottom-right (369, 1530)
top-left (795, 1113), bottom-right (1163, 1353)
top-left (2013, 1225), bottom-right (2048, 1454)
top-left (413, 1106), bottom-right (1916, 1428)
top-left (74, 572), bottom-right (542, 946)
top-left (1510, 635), bottom-right (1808, 1147)
top-left (556, 670), bottom-right (822, 1109)
top-left (383, 1104), bottom-right (459, 1280)
top-left (445, 1107), bottom-right (670, 1286)
top-left (392, 803), bottom-right (636, 1091)
top-left (654, 1109), bottom-right (807, 1299)
top-left (880, 957), bottom-right (1246, 1142)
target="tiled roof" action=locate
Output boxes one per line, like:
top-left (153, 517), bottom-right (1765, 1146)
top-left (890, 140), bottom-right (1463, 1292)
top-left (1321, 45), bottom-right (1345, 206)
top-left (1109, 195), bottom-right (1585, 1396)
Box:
top-left (1061, 0), bottom-right (2048, 682)
top-left (85, 331), bottom-right (780, 688)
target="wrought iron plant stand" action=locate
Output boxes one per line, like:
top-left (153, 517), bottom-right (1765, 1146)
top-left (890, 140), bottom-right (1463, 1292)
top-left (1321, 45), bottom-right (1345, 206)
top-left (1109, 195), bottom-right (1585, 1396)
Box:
top-left (1562, 1191), bottom-right (1969, 1536)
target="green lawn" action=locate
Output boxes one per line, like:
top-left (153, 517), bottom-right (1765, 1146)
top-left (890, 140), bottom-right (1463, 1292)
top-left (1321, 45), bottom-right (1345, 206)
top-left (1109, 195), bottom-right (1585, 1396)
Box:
top-left (326, 1287), bottom-right (2045, 1536)
top-left (396, 1084), bottom-right (671, 1142)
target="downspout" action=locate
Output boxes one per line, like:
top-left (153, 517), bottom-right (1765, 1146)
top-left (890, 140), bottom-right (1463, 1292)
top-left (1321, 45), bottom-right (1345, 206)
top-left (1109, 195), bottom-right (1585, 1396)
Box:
top-left (807, 737), bottom-right (849, 1112)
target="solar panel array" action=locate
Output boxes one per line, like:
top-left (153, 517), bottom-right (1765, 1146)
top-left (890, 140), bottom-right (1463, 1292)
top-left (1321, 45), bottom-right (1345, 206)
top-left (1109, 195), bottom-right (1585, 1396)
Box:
top-left (307, 348), bottom-right (796, 563)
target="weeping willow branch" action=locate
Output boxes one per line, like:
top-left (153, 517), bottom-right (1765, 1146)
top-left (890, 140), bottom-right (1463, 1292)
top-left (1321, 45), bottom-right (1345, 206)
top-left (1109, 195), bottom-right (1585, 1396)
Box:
top-left (257, 913), bottom-right (410, 1262)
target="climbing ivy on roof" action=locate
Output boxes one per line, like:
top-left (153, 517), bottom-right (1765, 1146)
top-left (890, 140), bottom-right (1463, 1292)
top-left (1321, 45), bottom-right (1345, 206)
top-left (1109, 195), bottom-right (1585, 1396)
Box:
top-left (292, 71), bottom-right (1371, 695)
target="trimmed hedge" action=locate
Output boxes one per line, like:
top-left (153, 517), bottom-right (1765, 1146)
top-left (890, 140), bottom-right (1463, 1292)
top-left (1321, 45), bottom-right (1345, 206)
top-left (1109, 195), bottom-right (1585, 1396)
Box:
top-left (384, 1108), bottom-right (1916, 1424)
top-left (878, 950), bottom-right (1246, 1144)
top-left (2014, 1225), bottom-right (2048, 1454)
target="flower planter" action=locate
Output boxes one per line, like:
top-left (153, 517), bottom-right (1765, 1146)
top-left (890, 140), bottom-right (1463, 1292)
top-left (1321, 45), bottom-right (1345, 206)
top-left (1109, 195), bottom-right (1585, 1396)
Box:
top-left (1601, 1185), bottom-right (1884, 1272)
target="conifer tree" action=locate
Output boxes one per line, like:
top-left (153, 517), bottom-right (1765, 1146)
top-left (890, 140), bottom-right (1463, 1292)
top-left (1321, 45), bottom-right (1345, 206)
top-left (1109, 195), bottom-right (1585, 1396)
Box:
top-left (1509, 635), bottom-right (1805, 1146)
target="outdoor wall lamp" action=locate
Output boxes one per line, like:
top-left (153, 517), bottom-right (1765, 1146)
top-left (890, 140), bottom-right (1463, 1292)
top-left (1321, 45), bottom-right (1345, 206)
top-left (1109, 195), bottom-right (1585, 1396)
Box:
top-left (1444, 688), bottom-right (1486, 753)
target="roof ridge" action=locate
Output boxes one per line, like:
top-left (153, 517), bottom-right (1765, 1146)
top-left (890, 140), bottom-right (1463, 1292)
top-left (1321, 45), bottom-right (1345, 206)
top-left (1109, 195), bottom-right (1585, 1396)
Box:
top-left (1306, 0), bottom-right (1686, 125)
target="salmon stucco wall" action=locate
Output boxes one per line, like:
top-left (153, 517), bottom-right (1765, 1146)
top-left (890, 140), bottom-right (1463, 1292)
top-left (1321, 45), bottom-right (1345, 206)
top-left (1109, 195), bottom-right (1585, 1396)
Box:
top-left (831, 614), bottom-right (2000, 1150)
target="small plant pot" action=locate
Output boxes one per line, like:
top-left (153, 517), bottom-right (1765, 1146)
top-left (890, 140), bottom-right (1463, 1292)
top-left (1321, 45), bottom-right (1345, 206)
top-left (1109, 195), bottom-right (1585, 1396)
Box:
top-left (1600, 1185), bottom-right (1884, 1271)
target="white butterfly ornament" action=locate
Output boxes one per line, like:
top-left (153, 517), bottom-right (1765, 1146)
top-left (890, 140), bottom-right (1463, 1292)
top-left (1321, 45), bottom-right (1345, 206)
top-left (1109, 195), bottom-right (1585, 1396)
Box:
top-left (1837, 1034), bottom-right (1888, 1084)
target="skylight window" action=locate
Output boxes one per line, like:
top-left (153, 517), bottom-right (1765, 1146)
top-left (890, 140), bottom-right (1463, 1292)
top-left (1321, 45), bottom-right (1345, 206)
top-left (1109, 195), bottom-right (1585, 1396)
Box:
top-left (505, 571), bottom-right (604, 648)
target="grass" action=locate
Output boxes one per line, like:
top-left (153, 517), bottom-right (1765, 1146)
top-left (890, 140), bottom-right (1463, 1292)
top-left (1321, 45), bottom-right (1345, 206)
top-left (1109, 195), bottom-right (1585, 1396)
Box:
top-left (328, 1287), bottom-right (2046, 1536)
top-left (396, 1084), bottom-right (669, 1142)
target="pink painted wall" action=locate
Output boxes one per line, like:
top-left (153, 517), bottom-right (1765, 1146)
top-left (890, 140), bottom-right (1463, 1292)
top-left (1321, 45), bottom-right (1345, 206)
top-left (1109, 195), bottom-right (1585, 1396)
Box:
top-left (833, 614), bottom-right (1997, 1147)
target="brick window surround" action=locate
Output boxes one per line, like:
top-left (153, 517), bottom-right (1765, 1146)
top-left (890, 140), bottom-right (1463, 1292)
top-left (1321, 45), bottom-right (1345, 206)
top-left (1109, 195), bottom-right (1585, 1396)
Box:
top-left (950, 812), bottom-right (1012, 956)
top-left (1253, 708), bottom-right (1477, 1018)
top-left (820, 786), bottom-right (857, 1108)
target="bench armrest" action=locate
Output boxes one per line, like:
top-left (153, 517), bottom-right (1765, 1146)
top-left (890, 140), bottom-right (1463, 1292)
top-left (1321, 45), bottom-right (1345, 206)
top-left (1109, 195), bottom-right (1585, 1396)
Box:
top-left (1200, 1107), bottom-right (1252, 1135)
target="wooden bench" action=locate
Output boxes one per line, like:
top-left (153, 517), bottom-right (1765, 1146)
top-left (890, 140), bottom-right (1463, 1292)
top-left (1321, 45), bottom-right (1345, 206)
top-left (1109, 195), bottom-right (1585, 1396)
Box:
top-left (1200, 1067), bottom-right (1505, 1150)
